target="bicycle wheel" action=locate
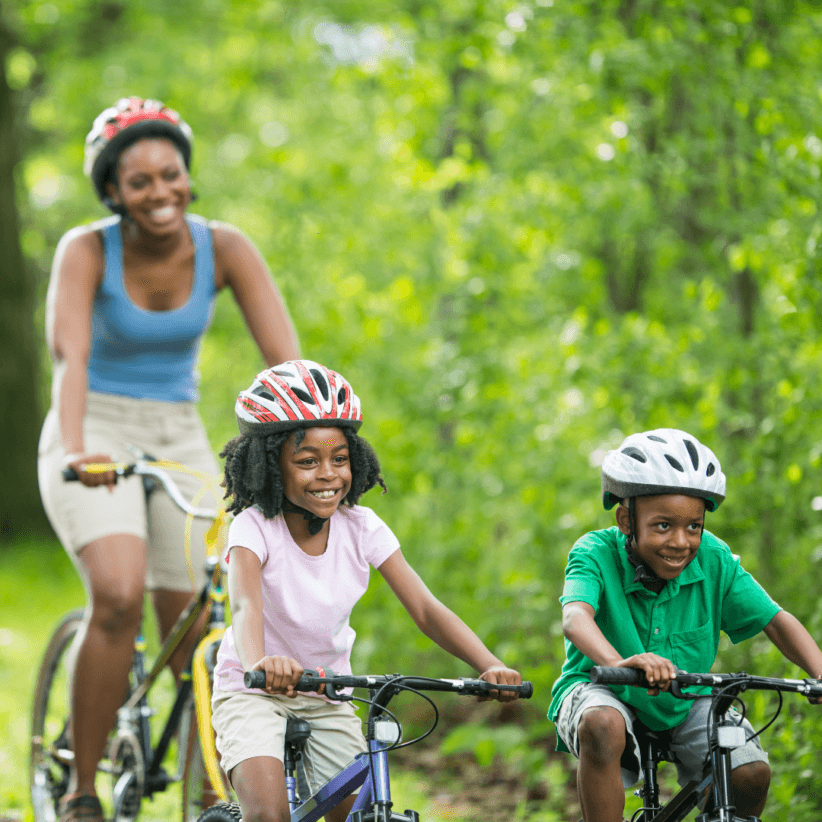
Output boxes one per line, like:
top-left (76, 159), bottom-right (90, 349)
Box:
top-left (181, 701), bottom-right (229, 822)
top-left (30, 608), bottom-right (85, 822)
top-left (196, 802), bottom-right (242, 822)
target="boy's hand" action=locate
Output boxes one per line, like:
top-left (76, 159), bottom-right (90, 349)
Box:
top-left (250, 655), bottom-right (304, 697)
top-left (479, 665), bottom-right (522, 703)
top-left (616, 654), bottom-right (678, 695)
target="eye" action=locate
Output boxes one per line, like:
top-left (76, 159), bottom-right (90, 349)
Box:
top-left (688, 522), bottom-right (703, 531)
top-left (655, 522), bottom-right (670, 531)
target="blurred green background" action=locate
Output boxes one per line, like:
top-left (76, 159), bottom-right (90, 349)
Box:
top-left (2, 0), bottom-right (822, 819)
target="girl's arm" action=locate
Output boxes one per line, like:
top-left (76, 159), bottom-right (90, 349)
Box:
top-left (228, 545), bottom-right (303, 696)
top-left (212, 223), bottom-right (300, 366)
top-left (377, 550), bottom-right (521, 700)
top-left (763, 609), bottom-right (822, 682)
top-left (47, 227), bottom-right (116, 488)
top-left (562, 601), bottom-right (677, 691)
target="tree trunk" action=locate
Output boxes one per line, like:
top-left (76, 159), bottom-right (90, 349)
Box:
top-left (0, 16), bottom-right (49, 540)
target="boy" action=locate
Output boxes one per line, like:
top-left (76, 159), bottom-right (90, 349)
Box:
top-left (548, 428), bottom-right (822, 822)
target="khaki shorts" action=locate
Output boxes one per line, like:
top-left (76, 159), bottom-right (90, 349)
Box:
top-left (555, 683), bottom-right (768, 789)
top-left (38, 391), bottom-right (222, 591)
top-left (211, 688), bottom-right (368, 793)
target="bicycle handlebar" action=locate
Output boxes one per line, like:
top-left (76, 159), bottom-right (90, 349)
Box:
top-left (244, 669), bottom-right (534, 701)
top-left (589, 666), bottom-right (822, 699)
top-left (62, 459), bottom-right (217, 520)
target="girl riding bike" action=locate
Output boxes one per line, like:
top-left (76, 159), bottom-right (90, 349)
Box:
top-left (211, 360), bottom-right (523, 822)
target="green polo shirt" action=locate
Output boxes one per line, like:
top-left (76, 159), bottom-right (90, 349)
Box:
top-left (549, 526), bottom-right (780, 749)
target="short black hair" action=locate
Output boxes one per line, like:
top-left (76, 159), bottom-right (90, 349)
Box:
top-left (220, 427), bottom-right (386, 519)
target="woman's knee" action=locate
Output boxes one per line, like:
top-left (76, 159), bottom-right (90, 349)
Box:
top-left (89, 585), bottom-right (144, 635)
top-left (577, 706), bottom-right (627, 763)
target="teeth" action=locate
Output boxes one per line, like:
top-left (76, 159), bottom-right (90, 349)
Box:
top-left (150, 206), bottom-right (175, 219)
top-left (310, 490), bottom-right (337, 499)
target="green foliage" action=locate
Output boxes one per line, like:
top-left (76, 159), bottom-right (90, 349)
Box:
top-left (6, 0), bottom-right (822, 817)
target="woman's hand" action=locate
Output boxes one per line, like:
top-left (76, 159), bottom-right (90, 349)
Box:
top-left (65, 452), bottom-right (117, 490)
top-left (616, 653), bottom-right (678, 695)
top-left (249, 655), bottom-right (304, 697)
top-left (478, 665), bottom-right (522, 703)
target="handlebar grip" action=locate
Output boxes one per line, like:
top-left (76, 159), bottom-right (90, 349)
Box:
top-left (244, 670), bottom-right (266, 689)
top-left (589, 666), bottom-right (650, 687)
top-left (62, 467), bottom-right (79, 482)
top-left (243, 668), bottom-right (330, 691)
top-left (519, 681), bottom-right (534, 699)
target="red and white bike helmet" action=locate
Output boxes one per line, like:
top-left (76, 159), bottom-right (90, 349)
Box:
top-left (601, 428), bottom-right (726, 511)
top-left (84, 96), bottom-right (193, 202)
top-left (235, 360), bottom-right (363, 436)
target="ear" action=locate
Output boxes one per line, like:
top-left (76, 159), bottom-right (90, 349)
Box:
top-left (105, 181), bottom-right (121, 206)
top-left (615, 502), bottom-right (631, 536)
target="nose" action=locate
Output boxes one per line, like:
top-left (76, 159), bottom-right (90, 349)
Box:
top-left (670, 527), bottom-right (691, 549)
top-left (318, 458), bottom-right (337, 480)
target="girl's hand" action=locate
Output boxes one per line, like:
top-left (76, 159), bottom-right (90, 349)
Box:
top-left (478, 665), bottom-right (522, 703)
top-left (250, 655), bottom-right (304, 697)
top-left (616, 653), bottom-right (678, 695)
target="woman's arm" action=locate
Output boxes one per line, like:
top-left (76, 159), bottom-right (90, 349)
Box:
top-left (212, 223), bottom-right (300, 366)
top-left (46, 228), bottom-right (115, 487)
top-left (377, 550), bottom-right (521, 699)
top-left (228, 545), bottom-right (303, 695)
top-left (562, 601), bottom-right (677, 690)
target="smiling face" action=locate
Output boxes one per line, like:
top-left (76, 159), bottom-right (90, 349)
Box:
top-left (617, 494), bottom-right (706, 580)
top-left (280, 427), bottom-right (353, 519)
top-left (106, 137), bottom-right (191, 236)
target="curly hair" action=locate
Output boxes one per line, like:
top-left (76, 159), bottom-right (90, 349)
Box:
top-left (220, 427), bottom-right (387, 519)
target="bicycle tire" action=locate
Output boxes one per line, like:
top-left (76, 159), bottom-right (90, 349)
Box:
top-left (30, 608), bottom-right (86, 822)
top-left (181, 700), bottom-right (229, 822)
top-left (196, 801), bottom-right (242, 822)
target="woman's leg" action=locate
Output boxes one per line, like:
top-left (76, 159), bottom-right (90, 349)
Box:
top-left (151, 588), bottom-right (208, 682)
top-left (66, 534), bottom-right (147, 798)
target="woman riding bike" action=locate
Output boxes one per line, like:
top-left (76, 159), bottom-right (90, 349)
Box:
top-left (37, 96), bottom-right (300, 822)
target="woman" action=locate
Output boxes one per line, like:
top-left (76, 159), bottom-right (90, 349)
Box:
top-left (37, 97), bottom-right (300, 822)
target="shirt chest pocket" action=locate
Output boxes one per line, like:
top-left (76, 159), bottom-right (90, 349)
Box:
top-left (669, 622), bottom-right (715, 674)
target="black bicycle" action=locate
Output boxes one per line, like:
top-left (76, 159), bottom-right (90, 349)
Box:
top-left (589, 666), bottom-right (822, 822)
top-left (198, 669), bottom-right (534, 822)
top-left (30, 454), bottom-right (231, 822)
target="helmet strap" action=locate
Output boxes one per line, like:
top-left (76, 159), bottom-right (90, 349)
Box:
top-left (281, 496), bottom-right (329, 536)
top-left (624, 497), bottom-right (666, 593)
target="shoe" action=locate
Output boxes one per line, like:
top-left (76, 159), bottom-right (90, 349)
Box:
top-left (59, 794), bottom-right (104, 822)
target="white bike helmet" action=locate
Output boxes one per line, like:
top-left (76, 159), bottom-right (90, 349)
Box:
top-left (235, 360), bottom-right (363, 437)
top-left (601, 428), bottom-right (726, 511)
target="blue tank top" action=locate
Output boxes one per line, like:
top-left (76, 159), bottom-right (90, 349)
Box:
top-left (87, 214), bottom-right (217, 402)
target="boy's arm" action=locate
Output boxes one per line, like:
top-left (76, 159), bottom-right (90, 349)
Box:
top-left (377, 549), bottom-right (521, 701)
top-left (763, 610), bottom-right (822, 700)
top-left (562, 601), bottom-right (677, 691)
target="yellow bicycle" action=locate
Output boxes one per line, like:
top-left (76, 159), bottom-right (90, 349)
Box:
top-left (30, 453), bottom-right (232, 822)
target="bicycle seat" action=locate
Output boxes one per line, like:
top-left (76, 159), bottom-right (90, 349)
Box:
top-left (633, 721), bottom-right (673, 758)
top-left (285, 718), bottom-right (312, 747)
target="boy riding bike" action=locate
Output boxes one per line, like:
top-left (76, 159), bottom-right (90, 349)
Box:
top-left (210, 360), bottom-right (522, 822)
top-left (548, 428), bottom-right (822, 822)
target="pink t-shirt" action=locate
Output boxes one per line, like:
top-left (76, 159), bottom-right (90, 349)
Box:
top-left (214, 504), bottom-right (400, 694)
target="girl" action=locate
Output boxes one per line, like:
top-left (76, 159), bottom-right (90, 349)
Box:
top-left (212, 360), bottom-right (522, 822)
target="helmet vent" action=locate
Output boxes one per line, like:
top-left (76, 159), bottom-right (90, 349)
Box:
top-left (706, 463), bottom-right (716, 477)
top-left (251, 386), bottom-right (277, 402)
top-left (621, 447), bottom-right (647, 463)
top-left (683, 439), bottom-right (699, 470)
top-left (647, 435), bottom-right (667, 443)
top-left (337, 387), bottom-right (347, 404)
top-left (310, 369), bottom-right (330, 400)
top-left (292, 387), bottom-right (315, 405)
top-left (665, 454), bottom-right (684, 472)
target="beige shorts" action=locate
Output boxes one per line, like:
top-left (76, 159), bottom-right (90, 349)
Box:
top-left (211, 688), bottom-right (368, 793)
top-left (38, 391), bottom-right (222, 591)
